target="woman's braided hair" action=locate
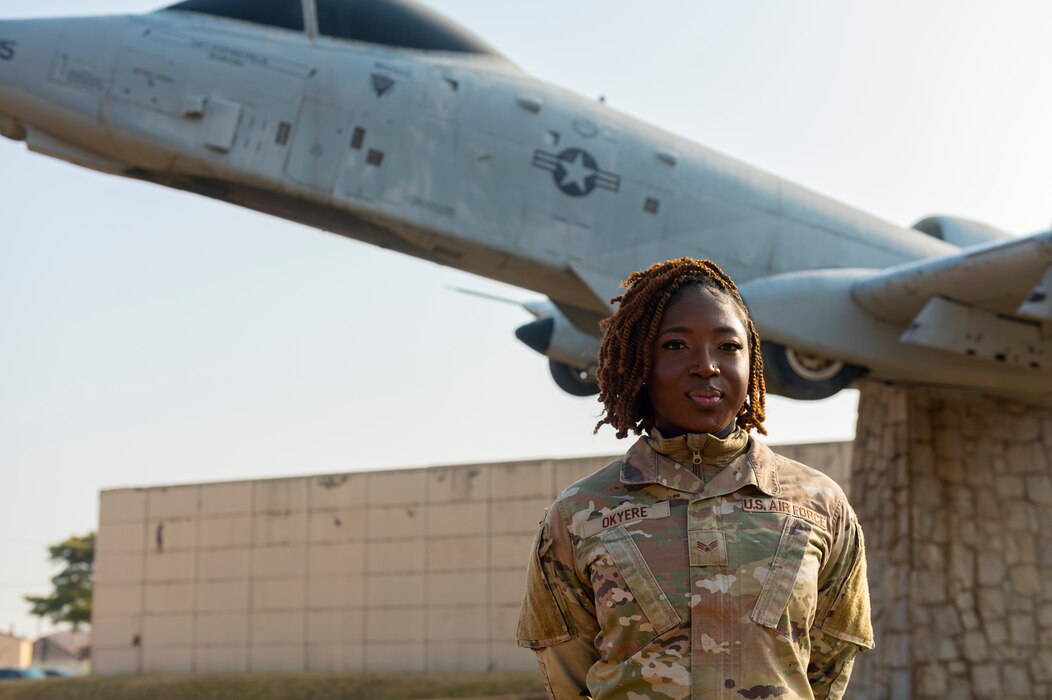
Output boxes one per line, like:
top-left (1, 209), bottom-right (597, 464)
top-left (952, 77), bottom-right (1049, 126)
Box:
top-left (594, 257), bottom-right (767, 438)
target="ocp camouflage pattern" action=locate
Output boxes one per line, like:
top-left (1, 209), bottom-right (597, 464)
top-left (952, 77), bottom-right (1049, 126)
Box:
top-left (517, 432), bottom-right (873, 700)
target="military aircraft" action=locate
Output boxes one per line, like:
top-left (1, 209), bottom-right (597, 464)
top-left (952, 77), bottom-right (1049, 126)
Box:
top-left (0, 0), bottom-right (1049, 404)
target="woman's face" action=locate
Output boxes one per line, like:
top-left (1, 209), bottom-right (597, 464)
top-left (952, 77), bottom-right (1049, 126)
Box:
top-left (646, 285), bottom-right (750, 436)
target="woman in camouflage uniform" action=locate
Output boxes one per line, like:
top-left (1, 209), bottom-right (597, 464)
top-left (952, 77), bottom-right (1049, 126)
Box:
top-left (517, 258), bottom-right (873, 700)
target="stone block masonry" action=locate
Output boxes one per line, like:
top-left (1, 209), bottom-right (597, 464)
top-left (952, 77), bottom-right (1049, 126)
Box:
top-left (850, 381), bottom-right (1052, 700)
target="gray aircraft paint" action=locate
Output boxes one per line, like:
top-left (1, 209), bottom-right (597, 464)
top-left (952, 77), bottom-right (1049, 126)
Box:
top-left (0, 4), bottom-right (1048, 405)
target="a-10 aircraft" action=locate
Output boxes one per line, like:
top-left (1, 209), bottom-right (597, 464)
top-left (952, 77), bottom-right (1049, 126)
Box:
top-left (0, 0), bottom-right (1049, 405)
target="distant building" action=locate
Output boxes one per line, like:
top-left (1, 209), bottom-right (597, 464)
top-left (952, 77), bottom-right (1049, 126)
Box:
top-left (92, 442), bottom-right (850, 675)
top-left (33, 630), bottom-right (90, 670)
top-left (0, 631), bottom-right (32, 669)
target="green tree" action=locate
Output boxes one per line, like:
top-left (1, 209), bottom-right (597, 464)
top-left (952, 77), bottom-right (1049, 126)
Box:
top-left (25, 532), bottom-right (95, 631)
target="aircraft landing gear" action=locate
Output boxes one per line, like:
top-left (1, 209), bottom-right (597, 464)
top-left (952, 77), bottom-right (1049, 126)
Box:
top-left (549, 360), bottom-right (599, 397)
top-left (762, 342), bottom-right (867, 401)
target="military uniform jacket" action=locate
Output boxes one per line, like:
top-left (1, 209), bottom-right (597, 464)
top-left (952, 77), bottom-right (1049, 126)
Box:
top-left (517, 432), bottom-right (873, 700)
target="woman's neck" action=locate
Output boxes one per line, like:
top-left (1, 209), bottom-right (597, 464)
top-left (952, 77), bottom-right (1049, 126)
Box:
top-left (653, 420), bottom-right (738, 440)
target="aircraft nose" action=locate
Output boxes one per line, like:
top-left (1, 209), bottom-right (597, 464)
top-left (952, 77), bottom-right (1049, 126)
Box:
top-left (0, 25), bottom-right (12, 55)
top-left (0, 19), bottom-right (37, 76)
top-left (0, 18), bottom-right (68, 137)
top-left (0, 21), bottom-right (19, 72)
top-left (0, 21), bottom-right (26, 135)
top-left (0, 20), bottom-right (43, 114)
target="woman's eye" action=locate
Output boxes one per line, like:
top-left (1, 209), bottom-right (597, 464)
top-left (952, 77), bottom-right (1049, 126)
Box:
top-left (662, 340), bottom-right (687, 350)
top-left (720, 341), bottom-right (744, 352)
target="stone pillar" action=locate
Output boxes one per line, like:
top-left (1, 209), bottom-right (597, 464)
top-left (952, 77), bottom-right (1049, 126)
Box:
top-left (850, 382), bottom-right (1052, 699)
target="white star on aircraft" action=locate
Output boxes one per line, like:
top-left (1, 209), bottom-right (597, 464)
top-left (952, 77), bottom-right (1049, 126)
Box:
top-left (557, 150), bottom-right (594, 193)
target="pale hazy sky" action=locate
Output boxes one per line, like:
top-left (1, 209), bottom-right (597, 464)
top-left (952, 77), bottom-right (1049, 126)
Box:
top-left (2, 0), bottom-right (1051, 639)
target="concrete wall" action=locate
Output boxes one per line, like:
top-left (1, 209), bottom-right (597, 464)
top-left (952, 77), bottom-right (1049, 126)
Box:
top-left (766, 440), bottom-right (852, 489)
top-left (93, 442), bottom-right (850, 675)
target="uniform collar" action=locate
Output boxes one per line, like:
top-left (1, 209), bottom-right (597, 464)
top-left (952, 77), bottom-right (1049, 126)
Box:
top-left (646, 427), bottom-right (749, 469)
top-left (622, 432), bottom-right (781, 498)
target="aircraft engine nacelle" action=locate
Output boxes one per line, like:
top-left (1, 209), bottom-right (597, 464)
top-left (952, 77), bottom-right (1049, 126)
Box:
top-left (515, 305), bottom-right (600, 397)
top-left (912, 216), bottom-right (1015, 248)
top-left (761, 341), bottom-right (868, 401)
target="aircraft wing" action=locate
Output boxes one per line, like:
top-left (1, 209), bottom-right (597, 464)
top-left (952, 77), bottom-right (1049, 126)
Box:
top-left (851, 230), bottom-right (1052, 324)
top-left (739, 230), bottom-right (1052, 396)
top-left (848, 230), bottom-right (1052, 373)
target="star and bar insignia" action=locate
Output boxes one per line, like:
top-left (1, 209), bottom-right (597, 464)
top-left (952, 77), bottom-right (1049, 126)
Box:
top-left (532, 147), bottom-right (621, 197)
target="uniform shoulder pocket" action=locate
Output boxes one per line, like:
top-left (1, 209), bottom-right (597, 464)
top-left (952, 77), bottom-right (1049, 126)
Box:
top-left (517, 524), bottom-right (573, 649)
top-left (817, 520), bottom-right (874, 649)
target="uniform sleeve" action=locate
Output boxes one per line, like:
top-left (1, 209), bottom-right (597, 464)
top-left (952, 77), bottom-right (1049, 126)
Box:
top-left (517, 504), bottom-right (600, 700)
top-left (808, 501), bottom-right (874, 700)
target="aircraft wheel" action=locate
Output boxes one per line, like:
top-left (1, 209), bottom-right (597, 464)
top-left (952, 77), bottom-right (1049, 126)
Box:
top-left (761, 343), bottom-right (866, 401)
top-left (549, 360), bottom-right (599, 397)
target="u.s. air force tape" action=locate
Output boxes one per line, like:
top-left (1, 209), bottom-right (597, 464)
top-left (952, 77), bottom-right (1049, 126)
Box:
top-left (742, 497), bottom-right (828, 530)
top-left (580, 502), bottom-right (671, 538)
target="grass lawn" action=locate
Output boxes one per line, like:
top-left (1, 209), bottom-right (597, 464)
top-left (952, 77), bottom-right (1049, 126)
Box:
top-left (0, 672), bottom-right (546, 700)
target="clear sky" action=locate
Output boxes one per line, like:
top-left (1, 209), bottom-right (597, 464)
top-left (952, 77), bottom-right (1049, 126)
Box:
top-left (2, 0), bottom-right (1050, 639)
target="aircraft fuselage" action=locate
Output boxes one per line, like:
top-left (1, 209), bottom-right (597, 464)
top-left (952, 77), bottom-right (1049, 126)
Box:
top-left (3, 8), bottom-right (1047, 404)
top-left (0, 12), bottom-right (951, 303)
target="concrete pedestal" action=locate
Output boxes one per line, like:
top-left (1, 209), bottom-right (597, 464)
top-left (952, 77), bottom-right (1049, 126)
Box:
top-left (850, 382), bottom-right (1052, 699)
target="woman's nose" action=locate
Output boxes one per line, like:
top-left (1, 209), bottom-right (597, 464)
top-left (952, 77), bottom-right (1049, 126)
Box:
top-left (690, 350), bottom-right (719, 376)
